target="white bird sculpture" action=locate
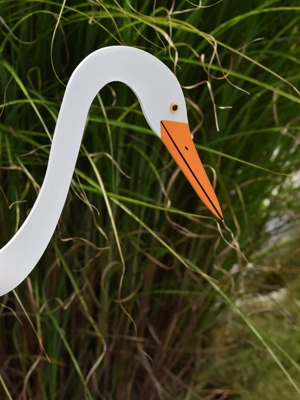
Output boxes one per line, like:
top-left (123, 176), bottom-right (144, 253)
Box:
top-left (0, 46), bottom-right (223, 296)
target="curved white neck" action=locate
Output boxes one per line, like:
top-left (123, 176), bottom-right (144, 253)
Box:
top-left (0, 46), bottom-right (184, 295)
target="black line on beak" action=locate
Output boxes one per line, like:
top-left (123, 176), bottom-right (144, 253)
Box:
top-left (160, 121), bottom-right (223, 220)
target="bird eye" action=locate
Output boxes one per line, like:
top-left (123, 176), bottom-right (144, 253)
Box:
top-left (170, 102), bottom-right (179, 113)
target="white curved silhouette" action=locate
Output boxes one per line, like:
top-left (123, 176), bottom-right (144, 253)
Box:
top-left (0, 46), bottom-right (222, 296)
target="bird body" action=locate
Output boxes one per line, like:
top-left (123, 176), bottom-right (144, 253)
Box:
top-left (0, 46), bottom-right (222, 296)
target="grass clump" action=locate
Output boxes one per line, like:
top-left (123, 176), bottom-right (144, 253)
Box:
top-left (0, 0), bottom-right (300, 398)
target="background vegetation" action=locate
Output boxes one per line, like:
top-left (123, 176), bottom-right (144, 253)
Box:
top-left (0, 0), bottom-right (300, 399)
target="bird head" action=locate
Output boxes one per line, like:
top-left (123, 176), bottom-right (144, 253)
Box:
top-left (135, 57), bottom-right (223, 221)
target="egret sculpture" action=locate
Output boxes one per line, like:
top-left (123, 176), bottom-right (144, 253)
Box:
top-left (0, 46), bottom-right (222, 296)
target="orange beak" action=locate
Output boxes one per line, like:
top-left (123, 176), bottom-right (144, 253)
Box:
top-left (160, 120), bottom-right (223, 220)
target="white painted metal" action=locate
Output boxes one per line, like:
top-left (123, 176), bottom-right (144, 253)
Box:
top-left (0, 46), bottom-right (188, 295)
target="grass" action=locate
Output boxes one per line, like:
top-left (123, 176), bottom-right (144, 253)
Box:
top-left (0, 0), bottom-right (300, 398)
